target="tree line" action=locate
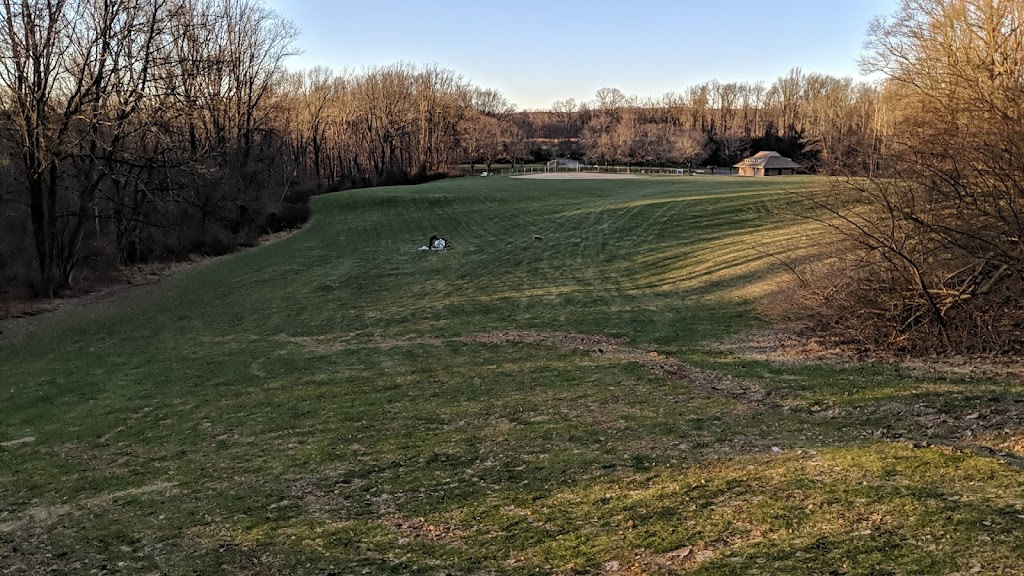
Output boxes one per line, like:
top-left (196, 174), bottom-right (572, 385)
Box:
top-left (0, 0), bottom-right (299, 297)
top-left (519, 73), bottom-right (887, 173)
top-left (8, 0), bottom-right (1011, 360)
top-left (244, 66), bottom-right (894, 190)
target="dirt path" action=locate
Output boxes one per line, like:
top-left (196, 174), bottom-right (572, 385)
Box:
top-left (713, 324), bottom-right (1024, 382)
top-left (464, 329), bottom-right (768, 405)
top-left (0, 266), bottom-right (188, 344)
top-left (0, 230), bottom-right (297, 344)
top-left (272, 326), bottom-right (1024, 465)
top-left (274, 328), bottom-right (769, 409)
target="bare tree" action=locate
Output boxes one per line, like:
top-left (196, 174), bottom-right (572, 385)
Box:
top-left (471, 87), bottom-right (515, 121)
top-left (550, 97), bottom-right (581, 141)
top-left (802, 0), bottom-right (1024, 353)
top-left (0, 0), bottom-right (170, 294)
top-left (0, 0), bottom-right (309, 294)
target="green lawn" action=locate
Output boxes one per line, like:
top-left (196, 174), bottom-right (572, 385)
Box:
top-left (2, 175), bottom-right (1022, 574)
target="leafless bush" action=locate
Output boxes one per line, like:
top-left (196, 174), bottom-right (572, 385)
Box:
top-left (785, 0), bottom-right (1024, 355)
top-left (794, 213), bottom-right (1024, 354)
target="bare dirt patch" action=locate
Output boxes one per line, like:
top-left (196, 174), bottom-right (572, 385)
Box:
top-left (463, 329), bottom-right (625, 350)
top-left (0, 436), bottom-right (35, 448)
top-left (644, 546), bottom-right (720, 573)
top-left (711, 325), bottom-right (863, 364)
top-left (274, 326), bottom-right (1024, 464)
top-left (383, 514), bottom-right (465, 546)
top-left (83, 481), bottom-right (179, 507)
top-left (840, 402), bottom-right (1024, 445)
top-left (715, 328), bottom-right (1024, 465)
top-left (715, 325), bottom-right (1024, 381)
top-left (0, 504), bottom-right (72, 535)
top-left (274, 333), bottom-right (446, 353)
top-left (276, 328), bottom-right (769, 406)
top-left (602, 533), bottom-right (765, 574)
top-left (465, 330), bottom-right (767, 405)
top-left (0, 481), bottom-right (178, 537)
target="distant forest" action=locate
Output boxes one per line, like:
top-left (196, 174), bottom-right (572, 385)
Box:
top-left (0, 0), bottom-right (1012, 348)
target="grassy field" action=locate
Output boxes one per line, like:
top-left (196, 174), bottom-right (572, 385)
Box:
top-left (2, 175), bottom-right (1023, 575)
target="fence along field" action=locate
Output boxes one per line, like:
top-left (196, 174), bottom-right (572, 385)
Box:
top-left (495, 163), bottom-right (737, 176)
top-left (1, 175), bottom-right (1023, 574)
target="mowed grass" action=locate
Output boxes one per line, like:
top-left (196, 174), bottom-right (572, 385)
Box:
top-left (2, 175), bottom-right (1023, 574)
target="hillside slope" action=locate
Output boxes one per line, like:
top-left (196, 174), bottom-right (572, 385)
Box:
top-left (2, 175), bottom-right (1022, 574)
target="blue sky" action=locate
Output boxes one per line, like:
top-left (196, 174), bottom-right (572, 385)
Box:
top-left (264, 0), bottom-right (899, 110)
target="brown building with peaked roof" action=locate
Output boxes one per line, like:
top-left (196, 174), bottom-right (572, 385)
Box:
top-left (734, 151), bottom-right (800, 176)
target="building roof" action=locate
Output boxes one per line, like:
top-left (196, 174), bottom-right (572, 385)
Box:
top-left (733, 151), bottom-right (800, 169)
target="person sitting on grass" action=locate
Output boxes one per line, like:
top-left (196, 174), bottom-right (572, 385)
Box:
top-left (428, 234), bottom-right (447, 250)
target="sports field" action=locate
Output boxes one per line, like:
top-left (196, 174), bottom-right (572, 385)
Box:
top-left (2, 175), bottom-right (1022, 574)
